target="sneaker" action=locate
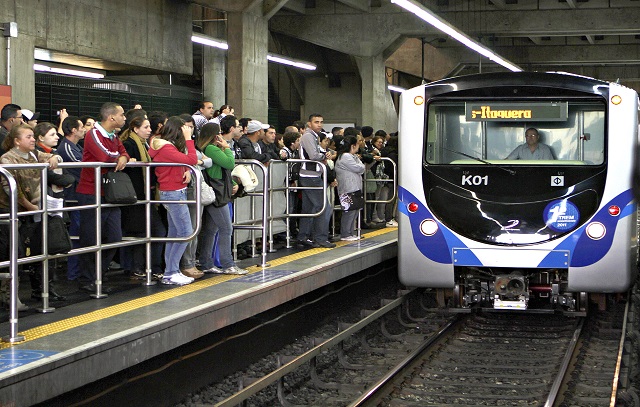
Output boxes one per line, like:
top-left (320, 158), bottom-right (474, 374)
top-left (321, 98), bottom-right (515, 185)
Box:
top-left (223, 266), bottom-right (248, 275)
top-left (131, 270), bottom-right (146, 279)
top-left (386, 219), bottom-right (398, 227)
top-left (161, 273), bottom-right (194, 285)
top-left (371, 217), bottom-right (384, 224)
top-left (316, 240), bottom-right (337, 248)
top-left (181, 267), bottom-right (204, 279)
top-left (201, 265), bottom-right (225, 274)
top-left (340, 236), bottom-right (359, 241)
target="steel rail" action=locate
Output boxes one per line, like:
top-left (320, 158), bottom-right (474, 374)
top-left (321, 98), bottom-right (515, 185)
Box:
top-left (348, 315), bottom-right (462, 406)
top-left (544, 317), bottom-right (585, 407)
top-left (214, 290), bottom-right (415, 407)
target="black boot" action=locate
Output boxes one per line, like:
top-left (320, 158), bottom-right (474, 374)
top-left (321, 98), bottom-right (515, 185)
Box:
top-left (30, 267), bottom-right (66, 301)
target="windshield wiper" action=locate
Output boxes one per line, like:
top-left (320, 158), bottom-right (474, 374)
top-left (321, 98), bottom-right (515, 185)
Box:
top-left (443, 148), bottom-right (515, 175)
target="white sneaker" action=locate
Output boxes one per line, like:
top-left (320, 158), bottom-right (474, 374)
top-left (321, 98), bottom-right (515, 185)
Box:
top-left (201, 266), bottom-right (225, 274)
top-left (340, 235), bottom-right (360, 241)
top-left (386, 219), bottom-right (398, 227)
top-left (161, 273), bottom-right (194, 285)
top-left (223, 266), bottom-right (248, 275)
top-left (371, 217), bottom-right (384, 223)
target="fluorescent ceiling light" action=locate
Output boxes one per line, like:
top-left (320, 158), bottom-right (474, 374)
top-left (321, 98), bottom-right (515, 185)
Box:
top-left (191, 33), bottom-right (228, 50)
top-left (388, 84), bottom-right (406, 93)
top-left (191, 32), bottom-right (315, 71)
top-left (390, 0), bottom-right (522, 72)
top-left (33, 63), bottom-right (105, 79)
top-left (267, 54), bottom-right (316, 71)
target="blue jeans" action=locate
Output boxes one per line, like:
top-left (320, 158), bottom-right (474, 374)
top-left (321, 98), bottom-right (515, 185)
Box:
top-left (199, 203), bottom-right (235, 269)
top-left (297, 176), bottom-right (333, 243)
top-left (160, 189), bottom-right (193, 277)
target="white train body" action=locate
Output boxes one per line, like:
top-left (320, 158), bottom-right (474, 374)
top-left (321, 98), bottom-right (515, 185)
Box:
top-left (398, 72), bottom-right (639, 311)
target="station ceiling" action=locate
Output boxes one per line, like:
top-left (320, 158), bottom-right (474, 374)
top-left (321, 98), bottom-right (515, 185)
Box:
top-left (197, 0), bottom-right (640, 86)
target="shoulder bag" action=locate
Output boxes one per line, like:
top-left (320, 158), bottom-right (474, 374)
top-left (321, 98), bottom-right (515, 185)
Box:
top-left (103, 171), bottom-right (138, 204)
top-left (200, 169), bottom-right (216, 206)
top-left (203, 167), bottom-right (233, 207)
top-left (339, 190), bottom-right (364, 212)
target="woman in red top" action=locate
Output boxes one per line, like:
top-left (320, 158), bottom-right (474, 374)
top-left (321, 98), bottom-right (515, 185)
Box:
top-left (149, 116), bottom-right (197, 286)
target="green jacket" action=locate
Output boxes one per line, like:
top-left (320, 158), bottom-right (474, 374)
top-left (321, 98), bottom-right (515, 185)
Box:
top-left (204, 144), bottom-right (235, 180)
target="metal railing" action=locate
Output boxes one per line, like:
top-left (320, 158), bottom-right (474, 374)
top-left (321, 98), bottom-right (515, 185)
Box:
top-left (0, 161), bottom-right (202, 342)
top-left (363, 157), bottom-right (398, 223)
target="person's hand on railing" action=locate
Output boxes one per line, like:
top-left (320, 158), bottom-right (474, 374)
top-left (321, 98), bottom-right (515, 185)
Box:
top-left (47, 156), bottom-right (59, 170)
top-left (182, 170), bottom-right (191, 184)
top-left (115, 155), bottom-right (128, 171)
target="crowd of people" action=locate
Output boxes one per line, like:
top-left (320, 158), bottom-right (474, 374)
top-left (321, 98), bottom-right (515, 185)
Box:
top-left (0, 101), bottom-right (399, 311)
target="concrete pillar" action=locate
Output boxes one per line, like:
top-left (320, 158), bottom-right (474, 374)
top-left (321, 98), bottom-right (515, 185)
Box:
top-left (226, 10), bottom-right (269, 122)
top-left (355, 55), bottom-right (398, 132)
top-left (0, 32), bottom-right (35, 109)
top-left (201, 8), bottom-right (226, 107)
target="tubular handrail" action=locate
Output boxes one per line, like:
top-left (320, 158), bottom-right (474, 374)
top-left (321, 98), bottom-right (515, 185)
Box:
top-left (363, 157), bottom-right (398, 204)
top-left (0, 167), bottom-right (25, 343)
top-left (232, 159), bottom-right (270, 268)
top-left (0, 161), bottom-right (202, 323)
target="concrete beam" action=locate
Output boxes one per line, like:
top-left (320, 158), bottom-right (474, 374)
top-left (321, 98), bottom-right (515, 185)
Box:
top-left (335, 0), bottom-right (370, 12)
top-left (264, 0), bottom-right (292, 19)
top-left (497, 43), bottom-right (640, 65)
top-left (283, 0), bottom-right (306, 14)
top-left (437, 8), bottom-right (640, 37)
top-left (269, 4), bottom-right (433, 56)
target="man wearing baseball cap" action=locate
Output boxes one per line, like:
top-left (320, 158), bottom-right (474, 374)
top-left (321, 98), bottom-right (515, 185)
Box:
top-left (21, 109), bottom-right (40, 128)
top-left (236, 119), bottom-right (278, 164)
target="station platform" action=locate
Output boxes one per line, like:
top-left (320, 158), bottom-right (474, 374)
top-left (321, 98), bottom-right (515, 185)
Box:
top-left (0, 228), bottom-right (397, 406)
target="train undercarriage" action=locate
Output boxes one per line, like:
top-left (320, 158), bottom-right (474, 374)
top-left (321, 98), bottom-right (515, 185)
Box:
top-left (448, 267), bottom-right (588, 313)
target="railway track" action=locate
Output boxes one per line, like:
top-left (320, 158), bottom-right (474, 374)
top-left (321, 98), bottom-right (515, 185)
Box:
top-left (178, 288), bottom-right (629, 407)
top-left (356, 302), bottom-right (628, 407)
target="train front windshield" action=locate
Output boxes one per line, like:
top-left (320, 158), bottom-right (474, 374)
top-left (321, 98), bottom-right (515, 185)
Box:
top-left (425, 100), bottom-right (605, 165)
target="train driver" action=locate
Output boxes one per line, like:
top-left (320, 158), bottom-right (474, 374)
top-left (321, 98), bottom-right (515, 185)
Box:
top-left (506, 128), bottom-right (554, 160)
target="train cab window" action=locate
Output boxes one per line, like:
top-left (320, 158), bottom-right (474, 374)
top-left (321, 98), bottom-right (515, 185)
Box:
top-left (425, 101), bottom-right (605, 166)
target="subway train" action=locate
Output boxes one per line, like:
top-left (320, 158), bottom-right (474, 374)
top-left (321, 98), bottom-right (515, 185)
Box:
top-left (397, 72), bottom-right (639, 312)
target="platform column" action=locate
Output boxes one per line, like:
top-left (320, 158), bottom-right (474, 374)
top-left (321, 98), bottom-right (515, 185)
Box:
top-left (226, 9), bottom-right (269, 122)
top-left (201, 7), bottom-right (227, 107)
top-left (355, 55), bottom-right (397, 131)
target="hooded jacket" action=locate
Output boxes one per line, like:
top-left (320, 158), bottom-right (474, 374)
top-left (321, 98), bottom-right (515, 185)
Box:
top-left (148, 137), bottom-right (197, 191)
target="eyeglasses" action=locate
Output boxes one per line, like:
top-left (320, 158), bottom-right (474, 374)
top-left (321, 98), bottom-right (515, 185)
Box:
top-left (525, 134), bottom-right (538, 137)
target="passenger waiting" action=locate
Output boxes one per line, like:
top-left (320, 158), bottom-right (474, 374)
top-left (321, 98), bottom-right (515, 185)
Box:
top-left (0, 124), bottom-right (64, 310)
top-left (197, 123), bottom-right (248, 275)
top-left (76, 102), bottom-right (130, 293)
top-left (335, 135), bottom-right (365, 241)
top-left (119, 116), bottom-right (167, 279)
top-left (149, 116), bottom-right (198, 286)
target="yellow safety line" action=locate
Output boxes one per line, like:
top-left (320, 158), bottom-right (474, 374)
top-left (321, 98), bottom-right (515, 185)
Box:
top-left (1, 227), bottom-right (396, 349)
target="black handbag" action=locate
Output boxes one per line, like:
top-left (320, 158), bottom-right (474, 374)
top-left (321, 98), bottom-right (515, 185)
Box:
top-left (339, 190), bottom-right (364, 212)
top-left (203, 167), bottom-right (233, 207)
top-left (103, 171), bottom-right (138, 204)
top-left (47, 216), bottom-right (72, 254)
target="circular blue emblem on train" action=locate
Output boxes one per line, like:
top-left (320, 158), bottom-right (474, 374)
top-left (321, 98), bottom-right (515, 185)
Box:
top-left (543, 200), bottom-right (580, 232)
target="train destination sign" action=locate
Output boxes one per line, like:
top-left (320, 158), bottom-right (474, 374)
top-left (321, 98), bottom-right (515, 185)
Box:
top-left (465, 102), bottom-right (568, 122)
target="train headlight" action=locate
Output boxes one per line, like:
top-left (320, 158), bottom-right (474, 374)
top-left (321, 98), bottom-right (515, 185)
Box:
top-left (611, 95), bottom-right (622, 105)
top-left (586, 222), bottom-right (606, 240)
top-left (420, 219), bottom-right (438, 236)
top-left (414, 96), bottom-right (424, 105)
top-left (608, 205), bottom-right (621, 216)
top-left (408, 202), bottom-right (419, 213)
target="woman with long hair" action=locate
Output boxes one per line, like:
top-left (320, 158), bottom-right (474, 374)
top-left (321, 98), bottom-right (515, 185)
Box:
top-left (149, 116), bottom-right (198, 285)
top-left (335, 135), bottom-right (365, 241)
top-left (197, 122), bottom-right (247, 275)
top-left (119, 116), bottom-right (167, 279)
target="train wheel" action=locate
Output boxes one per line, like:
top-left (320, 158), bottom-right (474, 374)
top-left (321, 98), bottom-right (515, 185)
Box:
top-left (578, 292), bottom-right (588, 312)
top-left (453, 283), bottom-right (464, 308)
